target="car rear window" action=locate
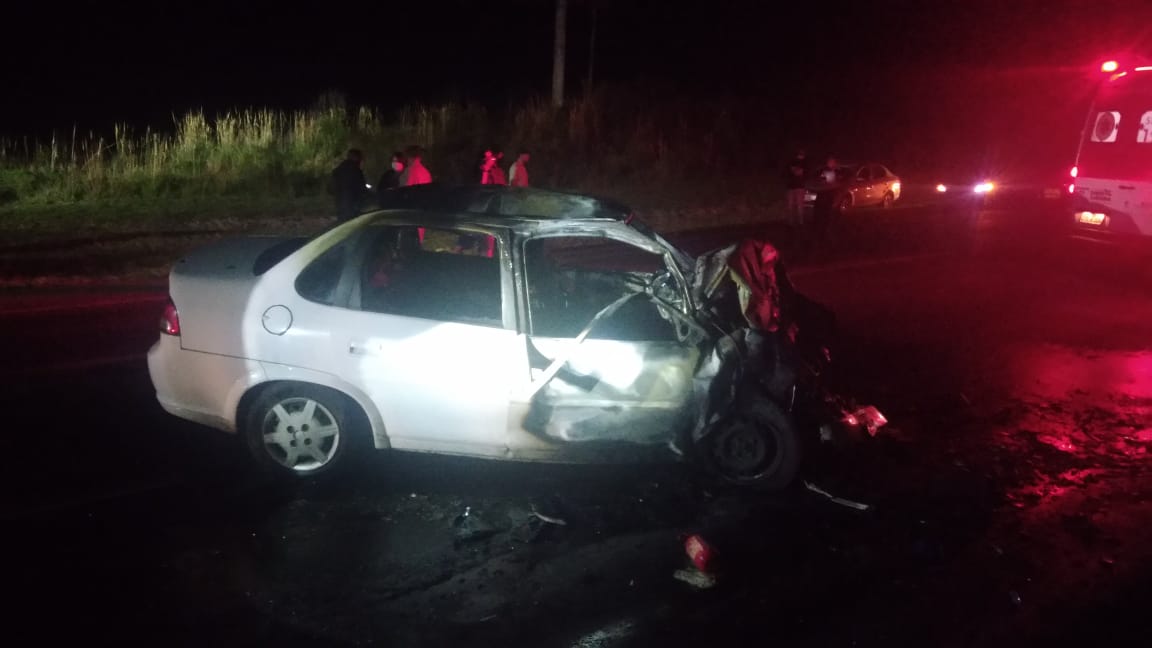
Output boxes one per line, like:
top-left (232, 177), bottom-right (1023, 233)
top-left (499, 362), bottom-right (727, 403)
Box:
top-left (253, 238), bottom-right (307, 275)
top-left (295, 242), bottom-right (348, 305)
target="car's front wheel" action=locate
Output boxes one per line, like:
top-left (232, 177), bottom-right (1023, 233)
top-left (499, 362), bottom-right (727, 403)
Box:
top-left (244, 384), bottom-right (361, 478)
top-left (881, 191), bottom-right (895, 209)
top-left (702, 398), bottom-right (801, 491)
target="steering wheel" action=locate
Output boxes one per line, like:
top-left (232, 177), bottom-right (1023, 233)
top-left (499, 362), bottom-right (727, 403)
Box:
top-left (645, 269), bottom-right (676, 298)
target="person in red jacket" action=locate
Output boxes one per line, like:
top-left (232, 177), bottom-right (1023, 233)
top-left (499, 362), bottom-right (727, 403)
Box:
top-left (398, 145), bottom-right (432, 186)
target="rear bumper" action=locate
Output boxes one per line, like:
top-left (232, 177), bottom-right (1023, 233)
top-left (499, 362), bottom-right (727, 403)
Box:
top-left (147, 335), bottom-right (263, 433)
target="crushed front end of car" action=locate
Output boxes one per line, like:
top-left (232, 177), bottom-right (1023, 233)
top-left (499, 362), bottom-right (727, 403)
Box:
top-left (682, 238), bottom-right (887, 488)
top-left (514, 219), bottom-right (885, 489)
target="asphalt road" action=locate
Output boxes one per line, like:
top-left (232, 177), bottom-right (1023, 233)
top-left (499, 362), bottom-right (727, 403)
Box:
top-left (5, 195), bottom-right (1152, 647)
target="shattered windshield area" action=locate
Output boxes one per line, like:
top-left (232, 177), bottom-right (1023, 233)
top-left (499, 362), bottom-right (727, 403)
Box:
top-left (525, 235), bottom-right (685, 341)
top-left (625, 214), bottom-right (693, 270)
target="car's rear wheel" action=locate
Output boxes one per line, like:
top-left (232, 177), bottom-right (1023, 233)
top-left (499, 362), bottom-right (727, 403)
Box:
top-left (881, 191), bottom-right (895, 209)
top-left (702, 398), bottom-right (801, 491)
top-left (244, 384), bottom-right (362, 479)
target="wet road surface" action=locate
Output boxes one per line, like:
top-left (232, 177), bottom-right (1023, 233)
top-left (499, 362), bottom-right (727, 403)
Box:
top-left (5, 196), bottom-right (1152, 646)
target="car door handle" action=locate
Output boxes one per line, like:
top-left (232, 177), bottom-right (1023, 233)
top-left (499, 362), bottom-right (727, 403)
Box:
top-left (1118, 185), bottom-right (1136, 190)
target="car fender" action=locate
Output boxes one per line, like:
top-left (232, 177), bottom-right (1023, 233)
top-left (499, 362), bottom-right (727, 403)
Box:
top-left (216, 362), bottom-right (270, 433)
top-left (252, 362), bottom-right (392, 449)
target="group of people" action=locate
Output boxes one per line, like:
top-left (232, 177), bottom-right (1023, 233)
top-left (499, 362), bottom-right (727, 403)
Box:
top-left (328, 145), bottom-right (532, 222)
top-left (329, 145), bottom-right (433, 222)
top-left (782, 148), bottom-right (842, 229)
top-left (478, 149), bottom-right (531, 188)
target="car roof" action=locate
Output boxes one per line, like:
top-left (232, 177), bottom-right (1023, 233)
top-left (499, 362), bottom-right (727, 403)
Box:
top-left (370, 185), bottom-right (634, 225)
top-left (843, 162), bottom-right (896, 174)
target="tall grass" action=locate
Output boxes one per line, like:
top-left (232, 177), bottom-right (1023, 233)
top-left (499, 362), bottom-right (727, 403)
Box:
top-left (0, 86), bottom-right (790, 213)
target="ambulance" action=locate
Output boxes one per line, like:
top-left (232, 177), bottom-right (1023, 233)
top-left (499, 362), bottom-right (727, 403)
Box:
top-left (1070, 59), bottom-right (1152, 241)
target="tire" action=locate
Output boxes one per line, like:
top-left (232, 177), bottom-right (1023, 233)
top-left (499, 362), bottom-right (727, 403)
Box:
top-left (881, 192), bottom-right (895, 209)
top-left (702, 398), bottom-right (801, 491)
top-left (243, 384), bottom-right (364, 479)
top-left (836, 194), bottom-right (852, 215)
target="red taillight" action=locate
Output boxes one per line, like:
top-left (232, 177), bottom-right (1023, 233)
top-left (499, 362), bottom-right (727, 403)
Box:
top-left (1070, 166), bottom-right (1078, 178)
top-left (160, 300), bottom-right (181, 336)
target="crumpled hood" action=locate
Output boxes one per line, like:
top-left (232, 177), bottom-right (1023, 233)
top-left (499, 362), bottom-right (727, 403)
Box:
top-left (688, 239), bottom-right (784, 331)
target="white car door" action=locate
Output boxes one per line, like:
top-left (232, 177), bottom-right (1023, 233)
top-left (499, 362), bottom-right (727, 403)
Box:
top-left (291, 224), bottom-right (528, 457)
top-left (516, 231), bottom-right (700, 446)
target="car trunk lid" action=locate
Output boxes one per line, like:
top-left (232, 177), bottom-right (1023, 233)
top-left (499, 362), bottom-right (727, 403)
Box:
top-left (169, 236), bottom-right (301, 355)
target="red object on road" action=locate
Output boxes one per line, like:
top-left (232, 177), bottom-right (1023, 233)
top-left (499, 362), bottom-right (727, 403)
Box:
top-left (684, 534), bottom-right (716, 573)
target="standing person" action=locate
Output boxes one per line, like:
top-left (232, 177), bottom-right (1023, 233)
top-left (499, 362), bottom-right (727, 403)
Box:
top-left (810, 155), bottom-right (842, 249)
top-left (509, 152), bottom-right (530, 187)
top-left (489, 150), bottom-right (507, 185)
top-left (398, 145), bottom-right (433, 243)
top-left (479, 150), bottom-right (497, 184)
top-left (328, 148), bottom-right (368, 222)
top-left (398, 145), bottom-right (432, 186)
top-left (818, 155), bottom-right (840, 184)
top-left (782, 149), bottom-right (808, 226)
top-left (376, 151), bottom-right (405, 206)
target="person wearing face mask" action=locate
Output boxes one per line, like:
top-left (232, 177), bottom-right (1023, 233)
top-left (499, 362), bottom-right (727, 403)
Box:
top-left (377, 151), bottom-right (405, 206)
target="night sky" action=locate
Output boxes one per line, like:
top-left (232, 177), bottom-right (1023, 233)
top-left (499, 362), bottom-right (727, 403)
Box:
top-left (3, 0), bottom-right (1150, 138)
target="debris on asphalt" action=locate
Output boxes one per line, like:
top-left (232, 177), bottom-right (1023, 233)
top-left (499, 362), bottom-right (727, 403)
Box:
top-left (531, 505), bottom-right (568, 526)
top-left (851, 405), bottom-right (888, 437)
top-left (1009, 590), bottom-right (1023, 607)
top-left (804, 481), bottom-right (872, 511)
top-left (452, 506), bottom-right (497, 545)
top-left (511, 500), bottom-right (569, 544)
top-left (684, 533), bottom-right (717, 573)
top-left (673, 567), bottom-right (717, 589)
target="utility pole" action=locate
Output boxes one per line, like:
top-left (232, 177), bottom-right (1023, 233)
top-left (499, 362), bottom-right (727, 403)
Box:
top-left (586, 3), bottom-right (597, 92)
top-left (552, 0), bottom-right (567, 107)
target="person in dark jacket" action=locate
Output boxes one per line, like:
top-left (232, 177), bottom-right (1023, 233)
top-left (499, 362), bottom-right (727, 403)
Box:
top-left (376, 151), bottom-right (405, 206)
top-left (783, 149), bottom-right (808, 226)
top-left (809, 155), bottom-right (843, 246)
top-left (329, 148), bottom-right (368, 222)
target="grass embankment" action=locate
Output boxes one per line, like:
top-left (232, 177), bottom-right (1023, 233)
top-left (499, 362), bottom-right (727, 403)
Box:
top-left (0, 89), bottom-right (789, 284)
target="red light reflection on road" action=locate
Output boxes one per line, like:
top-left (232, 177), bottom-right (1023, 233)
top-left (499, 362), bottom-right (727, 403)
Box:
top-left (992, 347), bottom-right (1152, 511)
top-left (1008, 346), bottom-right (1152, 403)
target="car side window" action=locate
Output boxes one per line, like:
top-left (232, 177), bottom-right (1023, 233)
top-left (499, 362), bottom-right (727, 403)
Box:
top-left (871, 165), bottom-right (888, 179)
top-left (525, 235), bottom-right (680, 342)
top-left (856, 167), bottom-right (872, 182)
top-left (295, 241), bottom-right (349, 306)
top-left (357, 225), bottom-right (503, 327)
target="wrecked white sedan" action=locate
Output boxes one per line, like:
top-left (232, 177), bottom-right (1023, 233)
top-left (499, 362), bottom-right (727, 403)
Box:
top-left (148, 186), bottom-right (884, 489)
